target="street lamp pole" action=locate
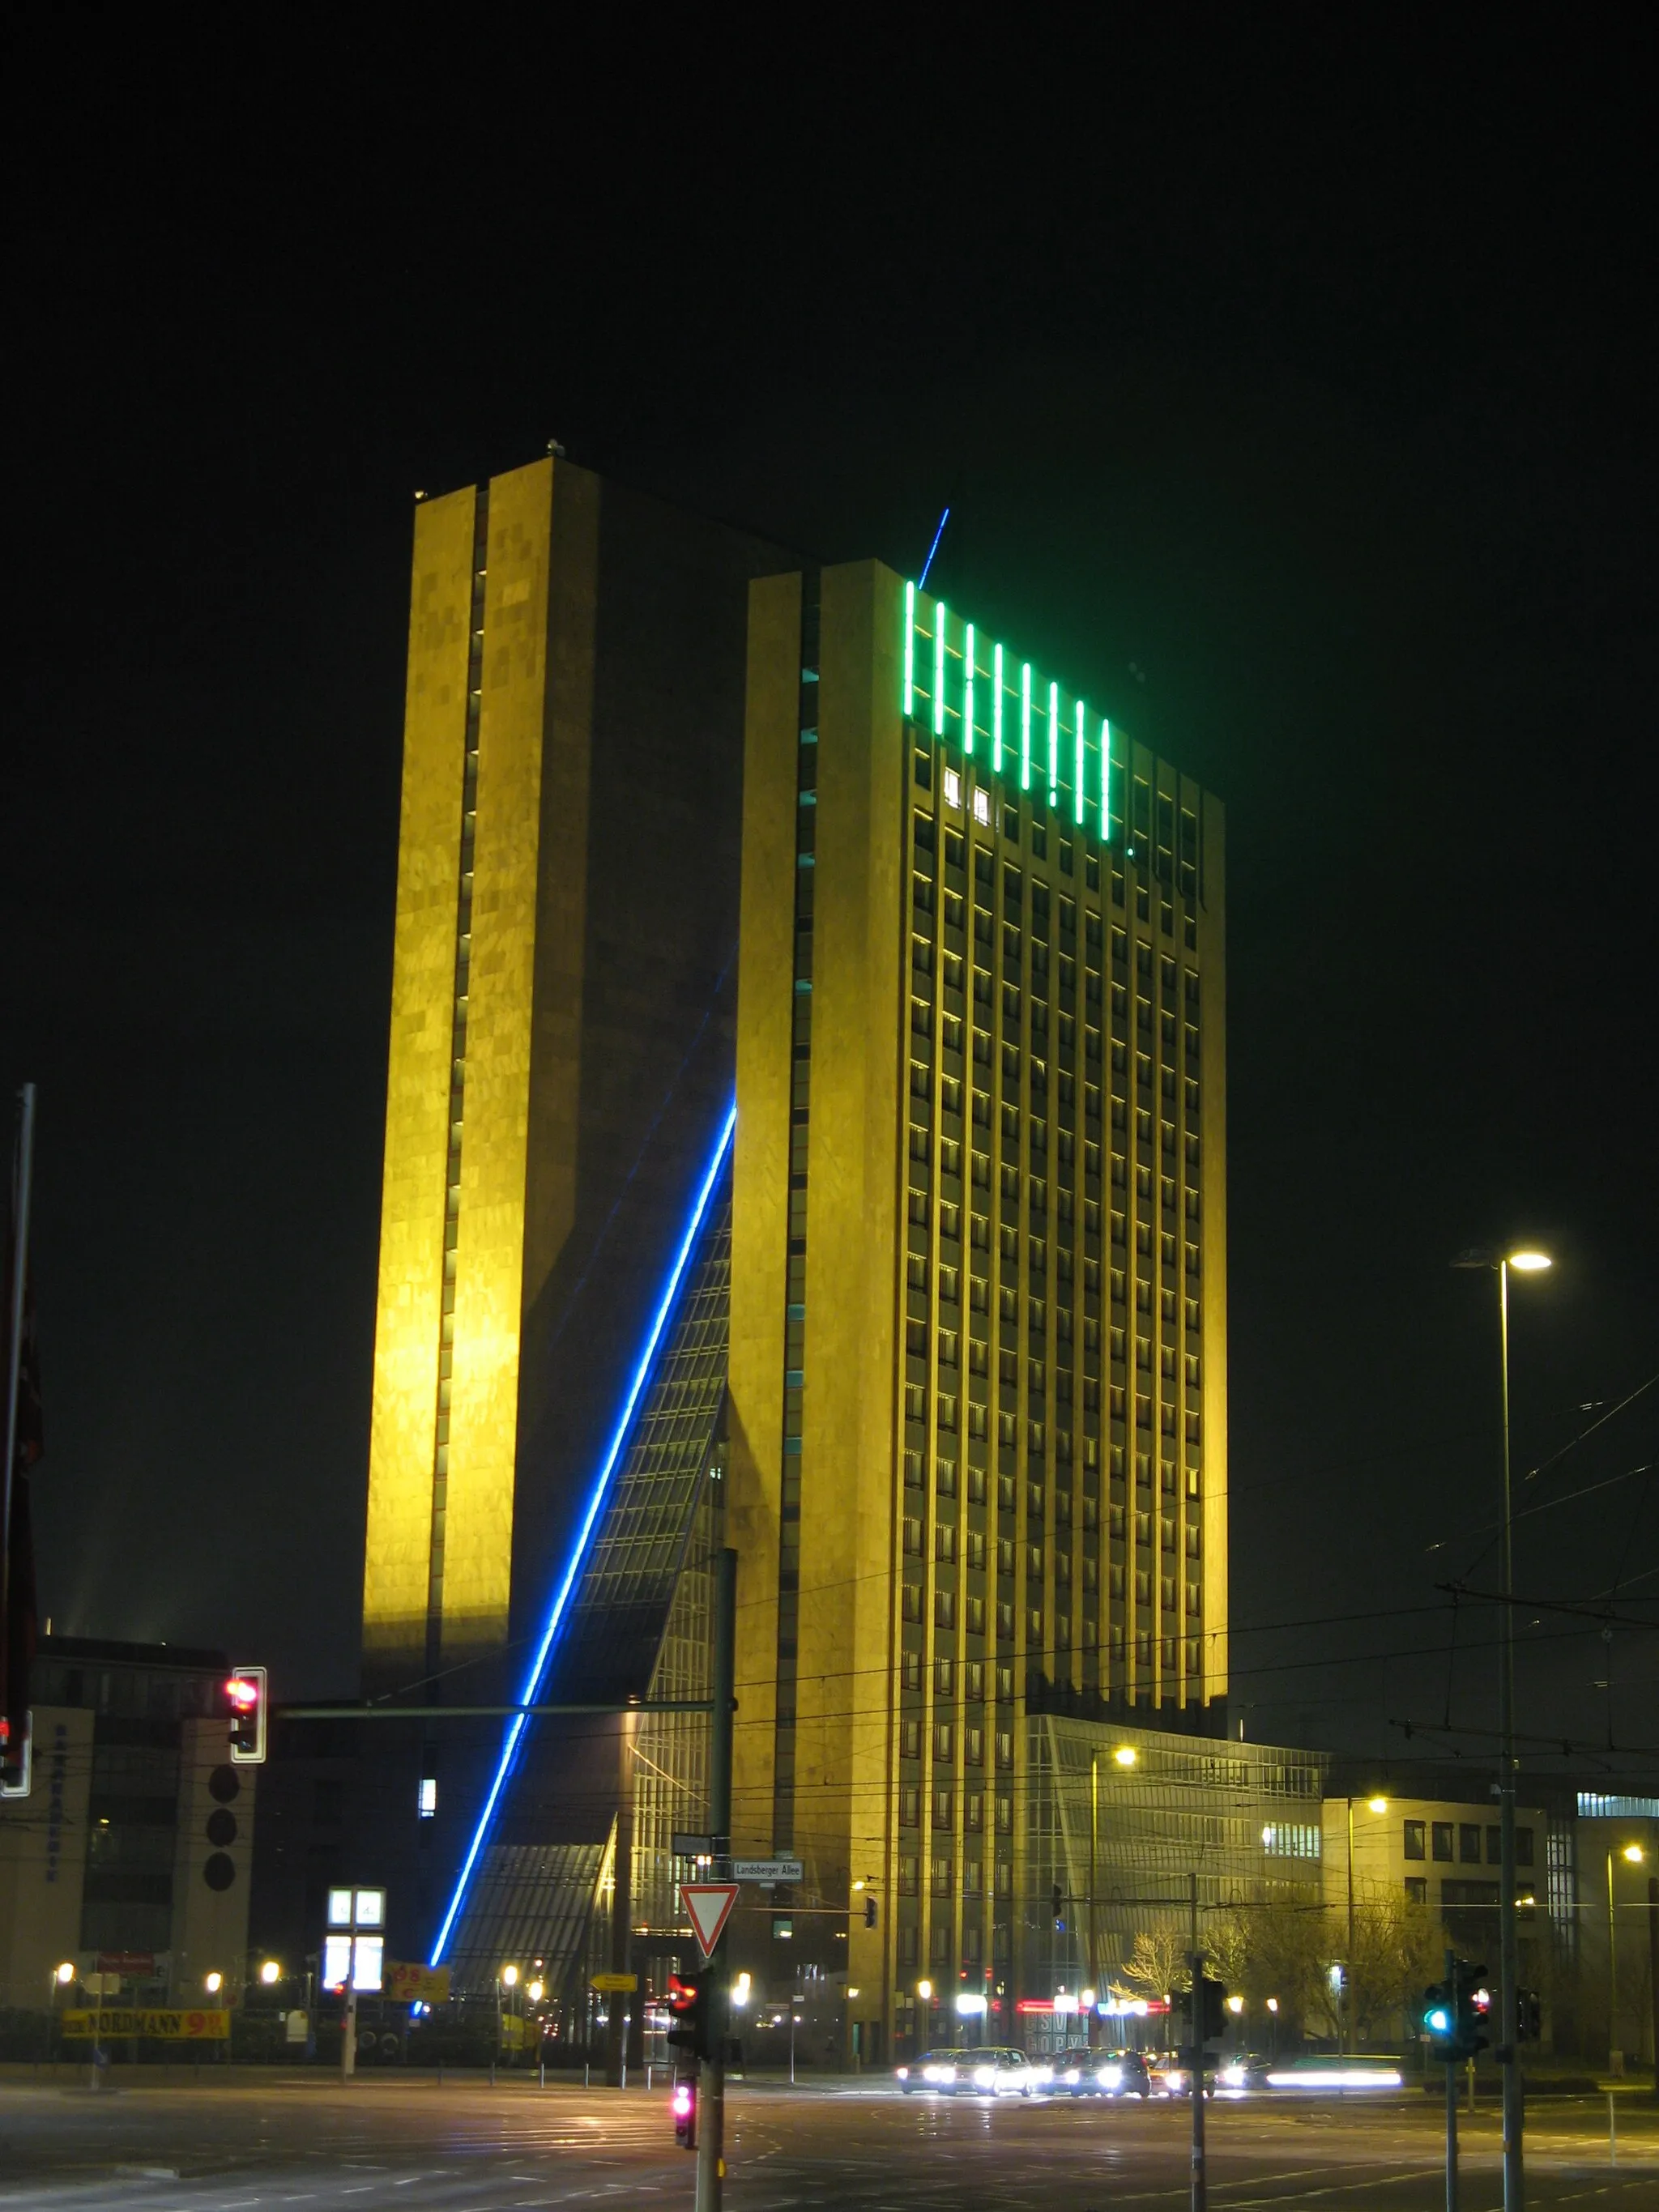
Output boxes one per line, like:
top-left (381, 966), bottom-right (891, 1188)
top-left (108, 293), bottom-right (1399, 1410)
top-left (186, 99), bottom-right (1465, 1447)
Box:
top-left (1457, 1243), bottom-right (1549, 2212)
top-left (1606, 1844), bottom-right (1646, 2073)
top-left (1496, 1255), bottom-right (1522, 2212)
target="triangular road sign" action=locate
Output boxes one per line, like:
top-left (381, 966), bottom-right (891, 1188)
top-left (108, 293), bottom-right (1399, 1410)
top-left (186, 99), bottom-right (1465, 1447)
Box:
top-left (680, 1881), bottom-right (740, 1959)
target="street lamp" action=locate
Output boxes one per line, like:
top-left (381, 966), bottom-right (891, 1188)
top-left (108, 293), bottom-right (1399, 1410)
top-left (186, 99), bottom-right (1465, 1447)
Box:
top-left (204, 1972), bottom-right (223, 1996)
top-left (1265, 1995), bottom-right (1279, 2062)
top-left (1606, 1843), bottom-right (1645, 2073)
top-left (1341, 1796), bottom-right (1388, 2053)
top-left (1089, 1746), bottom-right (1141, 2022)
top-left (259, 1960), bottom-right (281, 1987)
top-left (1454, 1241), bottom-right (1550, 2212)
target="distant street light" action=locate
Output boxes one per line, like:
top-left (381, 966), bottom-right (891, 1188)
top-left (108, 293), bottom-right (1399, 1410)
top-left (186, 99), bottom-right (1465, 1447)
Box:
top-left (204, 1971), bottom-right (223, 1996)
top-left (260, 1960), bottom-right (281, 1986)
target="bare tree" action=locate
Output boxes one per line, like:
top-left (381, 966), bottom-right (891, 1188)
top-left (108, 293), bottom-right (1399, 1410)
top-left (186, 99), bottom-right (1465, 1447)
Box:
top-left (1124, 1923), bottom-right (1191, 1999)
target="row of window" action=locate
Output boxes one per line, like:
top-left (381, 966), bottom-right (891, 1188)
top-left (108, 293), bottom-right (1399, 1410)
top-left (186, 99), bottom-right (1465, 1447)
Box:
top-left (1403, 1819), bottom-right (1535, 1867)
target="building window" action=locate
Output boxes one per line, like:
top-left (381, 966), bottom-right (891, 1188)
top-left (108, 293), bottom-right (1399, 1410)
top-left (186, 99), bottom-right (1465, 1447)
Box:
top-left (1486, 1826), bottom-right (1502, 1865)
top-left (1431, 1822), bottom-right (1453, 1862)
top-left (1460, 1823), bottom-right (1482, 1864)
top-left (1405, 1877), bottom-right (1428, 1906)
top-left (1516, 1827), bottom-right (1535, 1868)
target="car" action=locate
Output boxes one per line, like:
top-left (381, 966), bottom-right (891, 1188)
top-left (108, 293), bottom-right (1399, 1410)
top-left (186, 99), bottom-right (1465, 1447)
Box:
top-left (961, 2046), bottom-right (1051, 2095)
top-left (897, 2048), bottom-right (969, 2093)
top-left (1049, 2046), bottom-right (1097, 2095)
top-left (1090, 2048), bottom-right (1154, 2099)
top-left (1216, 2052), bottom-right (1275, 2095)
top-left (1147, 2048), bottom-right (1214, 2098)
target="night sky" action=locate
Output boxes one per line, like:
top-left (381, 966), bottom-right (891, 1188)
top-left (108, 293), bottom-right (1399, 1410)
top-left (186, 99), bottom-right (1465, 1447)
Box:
top-left (11, 20), bottom-right (1656, 1784)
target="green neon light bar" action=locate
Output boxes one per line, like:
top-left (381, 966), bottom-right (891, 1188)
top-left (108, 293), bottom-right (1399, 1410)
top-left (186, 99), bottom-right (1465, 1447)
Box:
top-left (902, 582), bottom-right (1137, 847)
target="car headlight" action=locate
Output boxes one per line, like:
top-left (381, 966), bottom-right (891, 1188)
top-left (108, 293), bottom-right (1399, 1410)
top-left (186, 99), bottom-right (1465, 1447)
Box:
top-left (923, 2064), bottom-right (956, 2082)
top-left (974, 2065), bottom-right (996, 2087)
top-left (1166, 2069), bottom-right (1185, 2089)
top-left (1097, 2065), bottom-right (1123, 2087)
top-left (896, 2066), bottom-right (909, 2079)
top-left (1063, 2067), bottom-right (1081, 2083)
top-left (1221, 2064), bottom-right (1245, 2087)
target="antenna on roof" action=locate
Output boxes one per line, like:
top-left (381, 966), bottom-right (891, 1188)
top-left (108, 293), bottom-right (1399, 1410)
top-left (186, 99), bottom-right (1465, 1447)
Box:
top-left (918, 505), bottom-right (950, 590)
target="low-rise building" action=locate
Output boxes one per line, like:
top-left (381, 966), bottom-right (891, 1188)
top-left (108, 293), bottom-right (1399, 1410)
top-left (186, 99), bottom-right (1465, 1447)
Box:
top-left (0, 1636), bottom-right (254, 2018)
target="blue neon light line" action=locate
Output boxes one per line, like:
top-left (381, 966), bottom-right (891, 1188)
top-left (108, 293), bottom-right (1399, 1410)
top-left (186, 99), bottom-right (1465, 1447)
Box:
top-left (429, 1101), bottom-right (738, 1967)
top-left (918, 505), bottom-right (950, 590)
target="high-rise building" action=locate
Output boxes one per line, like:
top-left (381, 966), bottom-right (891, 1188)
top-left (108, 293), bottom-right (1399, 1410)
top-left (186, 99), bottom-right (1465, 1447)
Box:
top-left (357, 455), bottom-right (784, 1955)
top-left (356, 473), bottom-right (1272, 2061)
top-left (727, 563), bottom-right (1230, 2057)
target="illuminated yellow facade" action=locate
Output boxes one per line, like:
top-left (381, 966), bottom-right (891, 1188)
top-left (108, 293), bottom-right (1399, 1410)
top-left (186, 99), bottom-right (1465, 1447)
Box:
top-left (363, 458), bottom-right (779, 1698)
top-left (728, 561), bottom-right (1229, 2054)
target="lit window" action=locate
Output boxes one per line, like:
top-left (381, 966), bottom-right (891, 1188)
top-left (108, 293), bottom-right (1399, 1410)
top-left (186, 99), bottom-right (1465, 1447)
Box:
top-left (944, 765), bottom-right (962, 810)
top-left (973, 786), bottom-right (991, 826)
top-left (418, 1777), bottom-right (437, 1818)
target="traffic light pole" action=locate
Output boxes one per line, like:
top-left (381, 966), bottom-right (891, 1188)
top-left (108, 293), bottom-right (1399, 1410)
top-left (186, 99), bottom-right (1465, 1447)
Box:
top-left (697, 1547), bottom-right (736, 2212)
top-left (1188, 1871), bottom-right (1206, 2212)
top-left (1444, 1950), bottom-right (1459, 2212)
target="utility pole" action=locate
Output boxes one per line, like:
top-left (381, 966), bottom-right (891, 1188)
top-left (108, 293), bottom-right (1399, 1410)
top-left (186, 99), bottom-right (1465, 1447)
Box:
top-left (1, 1085), bottom-right (36, 1723)
top-left (1188, 1870), bottom-right (1206, 2212)
top-left (697, 1547), bottom-right (736, 2212)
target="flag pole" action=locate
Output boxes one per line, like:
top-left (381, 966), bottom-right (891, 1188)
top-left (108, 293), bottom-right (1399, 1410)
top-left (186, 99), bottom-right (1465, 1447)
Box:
top-left (1, 1085), bottom-right (37, 1702)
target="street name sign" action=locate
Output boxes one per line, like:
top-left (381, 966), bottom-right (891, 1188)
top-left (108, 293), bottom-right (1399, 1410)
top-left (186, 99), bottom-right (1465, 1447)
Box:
top-left (731, 1857), bottom-right (803, 1883)
top-left (680, 1881), bottom-right (740, 1958)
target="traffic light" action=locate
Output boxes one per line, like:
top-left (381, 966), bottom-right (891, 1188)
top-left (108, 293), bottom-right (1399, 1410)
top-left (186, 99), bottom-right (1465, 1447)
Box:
top-left (864, 1894), bottom-right (878, 1929)
top-left (1176, 1976), bottom-right (1227, 2045)
top-left (1421, 1959), bottom-right (1491, 2062)
top-left (1516, 1987), bottom-right (1542, 2043)
top-left (666, 1971), bottom-right (709, 2064)
top-left (227, 1666), bottom-right (267, 1764)
top-left (672, 2073), bottom-right (697, 2149)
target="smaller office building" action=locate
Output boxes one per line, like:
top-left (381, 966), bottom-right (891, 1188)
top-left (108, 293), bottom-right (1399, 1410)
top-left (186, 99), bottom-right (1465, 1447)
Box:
top-left (0, 1637), bottom-right (254, 2017)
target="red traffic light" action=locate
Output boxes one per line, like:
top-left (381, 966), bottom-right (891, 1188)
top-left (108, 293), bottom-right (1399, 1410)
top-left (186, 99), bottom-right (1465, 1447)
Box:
top-left (228, 1665), bottom-right (267, 1762)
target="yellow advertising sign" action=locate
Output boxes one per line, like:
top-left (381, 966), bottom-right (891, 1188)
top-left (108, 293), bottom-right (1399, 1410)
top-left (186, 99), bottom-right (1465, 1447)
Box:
top-left (383, 1960), bottom-right (452, 2006)
top-left (62, 2009), bottom-right (230, 2041)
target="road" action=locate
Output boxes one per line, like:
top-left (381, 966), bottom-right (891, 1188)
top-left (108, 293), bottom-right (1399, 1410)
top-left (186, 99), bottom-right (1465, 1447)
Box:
top-left (0, 2074), bottom-right (1652, 2210)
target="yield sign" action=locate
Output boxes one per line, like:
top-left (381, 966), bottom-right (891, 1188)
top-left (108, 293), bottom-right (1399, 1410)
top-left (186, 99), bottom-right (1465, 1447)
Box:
top-left (680, 1881), bottom-right (740, 1958)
